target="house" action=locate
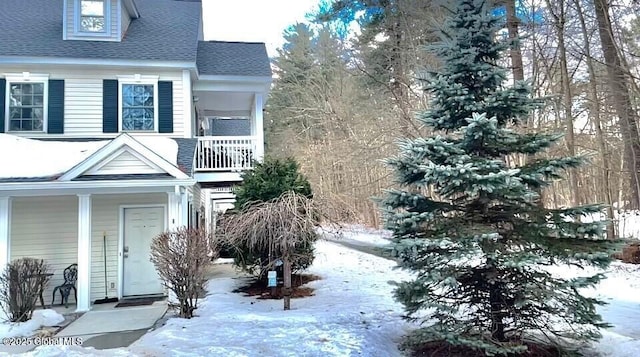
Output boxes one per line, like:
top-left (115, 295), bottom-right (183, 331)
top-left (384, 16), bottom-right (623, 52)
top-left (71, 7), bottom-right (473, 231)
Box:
top-left (0, 0), bottom-right (272, 311)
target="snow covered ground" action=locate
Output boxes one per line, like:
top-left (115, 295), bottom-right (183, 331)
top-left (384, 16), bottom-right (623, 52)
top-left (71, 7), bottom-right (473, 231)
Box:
top-left (0, 310), bottom-right (64, 339)
top-left (7, 225), bottom-right (640, 356)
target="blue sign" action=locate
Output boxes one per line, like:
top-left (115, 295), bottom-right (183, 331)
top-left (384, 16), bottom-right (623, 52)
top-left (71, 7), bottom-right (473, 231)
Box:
top-left (267, 271), bottom-right (277, 287)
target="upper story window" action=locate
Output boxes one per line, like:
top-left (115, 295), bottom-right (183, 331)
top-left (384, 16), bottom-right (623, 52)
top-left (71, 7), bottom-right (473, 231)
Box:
top-left (4, 74), bottom-right (49, 132)
top-left (80, 0), bottom-right (106, 32)
top-left (9, 83), bottom-right (45, 131)
top-left (118, 76), bottom-right (159, 132)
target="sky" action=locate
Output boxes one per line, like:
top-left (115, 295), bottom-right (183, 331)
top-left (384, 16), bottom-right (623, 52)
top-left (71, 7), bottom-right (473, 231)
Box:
top-left (201, 0), bottom-right (320, 57)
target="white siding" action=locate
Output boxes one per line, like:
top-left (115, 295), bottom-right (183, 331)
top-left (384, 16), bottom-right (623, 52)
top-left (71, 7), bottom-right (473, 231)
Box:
top-left (65, 0), bottom-right (74, 38)
top-left (120, 0), bottom-right (131, 38)
top-left (3, 67), bottom-right (186, 139)
top-left (64, 77), bottom-right (104, 133)
top-left (10, 196), bottom-right (79, 306)
top-left (85, 151), bottom-right (162, 175)
top-left (90, 193), bottom-right (167, 302)
top-left (188, 184), bottom-right (204, 228)
top-left (111, 0), bottom-right (118, 36)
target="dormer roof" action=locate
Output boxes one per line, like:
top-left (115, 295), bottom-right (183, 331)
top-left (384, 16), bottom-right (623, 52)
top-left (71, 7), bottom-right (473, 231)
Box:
top-left (0, 0), bottom-right (201, 63)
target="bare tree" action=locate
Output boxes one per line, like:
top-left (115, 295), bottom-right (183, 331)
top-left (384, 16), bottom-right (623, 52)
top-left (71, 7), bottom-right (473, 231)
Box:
top-left (593, 0), bottom-right (640, 209)
top-left (220, 192), bottom-right (324, 310)
top-left (150, 227), bottom-right (213, 318)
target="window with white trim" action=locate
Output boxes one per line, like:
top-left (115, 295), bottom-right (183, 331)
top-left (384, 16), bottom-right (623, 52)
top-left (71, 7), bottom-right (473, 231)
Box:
top-left (5, 74), bottom-right (49, 132)
top-left (74, 0), bottom-right (110, 35)
top-left (118, 76), bottom-right (158, 132)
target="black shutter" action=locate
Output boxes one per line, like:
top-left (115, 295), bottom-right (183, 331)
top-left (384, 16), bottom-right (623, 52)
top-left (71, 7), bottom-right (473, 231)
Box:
top-left (103, 79), bottom-right (119, 133)
top-left (0, 79), bottom-right (5, 133)
top-left (47, 79), bottom-right (65, 134)
top-left (158, 81), bottom-right (173, 133)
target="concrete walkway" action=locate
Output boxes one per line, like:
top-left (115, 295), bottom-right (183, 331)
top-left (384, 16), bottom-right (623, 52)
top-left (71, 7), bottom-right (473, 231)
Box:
top-left (56, 302), bottom-right (167, 337)
top-left (55, 302), bottom-right (167, 350)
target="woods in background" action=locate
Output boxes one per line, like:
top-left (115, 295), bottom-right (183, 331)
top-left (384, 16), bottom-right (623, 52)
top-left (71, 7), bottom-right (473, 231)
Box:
top-left (265, 0), bottom-right (640, 232)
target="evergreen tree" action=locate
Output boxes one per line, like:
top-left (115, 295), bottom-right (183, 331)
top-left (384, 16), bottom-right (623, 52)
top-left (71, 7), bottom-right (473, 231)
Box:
top-left (230, 157), bottom-right (316, 279)
top-left (381, 0), bottom-right (619, 354)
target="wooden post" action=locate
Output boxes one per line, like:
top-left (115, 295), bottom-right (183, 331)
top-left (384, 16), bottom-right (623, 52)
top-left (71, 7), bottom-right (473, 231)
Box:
top-left (283, 258), bottom-right (291, 310)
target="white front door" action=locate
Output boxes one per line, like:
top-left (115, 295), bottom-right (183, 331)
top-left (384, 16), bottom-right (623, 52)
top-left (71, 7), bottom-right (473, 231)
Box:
top-left (123, 207), bottom-right (165, 297)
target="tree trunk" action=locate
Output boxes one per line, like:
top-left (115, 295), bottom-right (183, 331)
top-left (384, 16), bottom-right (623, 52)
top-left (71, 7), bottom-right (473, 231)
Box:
top-left (505, 0), bottom-right (524, 83)
top-left (575, 0), bottom-right (616, 238)
top-left (487, 264), bottom-right (506, 341)
top-left (283, 258), bottom-right (292, 310)
top-left (593, 0), bottom-right (640, 209)
top-left (547, 0), bottom-right (579, 206)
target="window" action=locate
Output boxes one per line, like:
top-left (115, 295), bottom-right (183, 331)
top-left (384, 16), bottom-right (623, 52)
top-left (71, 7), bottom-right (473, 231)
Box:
top-left (6, 79), bottom-right (48, 132)
top-left (120, 82), bottom-right (157, 131)
top-left (79, 0), bottom-right (106, 33)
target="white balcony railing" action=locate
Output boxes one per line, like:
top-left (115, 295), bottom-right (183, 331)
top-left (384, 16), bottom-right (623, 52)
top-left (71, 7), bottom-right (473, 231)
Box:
top-left (195, 136), bottom-right (257, 172)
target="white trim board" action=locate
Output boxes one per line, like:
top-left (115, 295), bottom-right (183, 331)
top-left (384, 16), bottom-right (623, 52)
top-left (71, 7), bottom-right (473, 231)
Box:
top-left (0, 179), bottom-right (196, 196)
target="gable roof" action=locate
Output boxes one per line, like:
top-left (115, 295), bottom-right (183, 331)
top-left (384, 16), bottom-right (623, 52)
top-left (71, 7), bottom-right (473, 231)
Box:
top-left (59, 134), bottom-right (189, 181)
top-left (0, 0), bottom-right (201, 63)
top-left (197, 41), bottom-right (272, 77)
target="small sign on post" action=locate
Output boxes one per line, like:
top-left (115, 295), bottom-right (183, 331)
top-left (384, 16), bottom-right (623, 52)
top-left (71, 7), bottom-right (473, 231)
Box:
top-left (267, 270), bottom-right (277, 287)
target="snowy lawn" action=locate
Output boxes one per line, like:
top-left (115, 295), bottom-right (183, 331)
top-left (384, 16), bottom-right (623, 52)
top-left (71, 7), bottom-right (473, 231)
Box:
top-left (20, 240), bottom-right (414, 356)
top-left (0, 310), bottom-right (64, 339)
top-left (320, 225), bottom-right (393, 247)
top-left (12, 227), bottom-right (640, 356)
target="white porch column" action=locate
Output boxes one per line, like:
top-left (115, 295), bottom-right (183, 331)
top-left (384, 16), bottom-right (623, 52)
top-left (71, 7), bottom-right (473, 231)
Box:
top-left (76, 194), bottom-right (92, 312)
top-left (253, 93), bottom-right (265, 161)
top-left (181, 191), bottom-right (190, 228)
top-left (167, 189), bottom-right (181, 230)
top-left (0, 197), bottom-right (11, 270)
top-left (182, 69), bottom-right (193, 138)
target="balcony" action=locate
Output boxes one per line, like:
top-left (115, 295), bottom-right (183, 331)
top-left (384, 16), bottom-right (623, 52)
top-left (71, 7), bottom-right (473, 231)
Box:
top-left (195, 136), bottom-right (257, 172)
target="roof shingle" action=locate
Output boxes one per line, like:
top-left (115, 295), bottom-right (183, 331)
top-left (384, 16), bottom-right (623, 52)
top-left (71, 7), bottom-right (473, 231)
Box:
top-left (0, 0), bottom-right (201, 62)
top-left (197, 41), bottom-right (272, 77)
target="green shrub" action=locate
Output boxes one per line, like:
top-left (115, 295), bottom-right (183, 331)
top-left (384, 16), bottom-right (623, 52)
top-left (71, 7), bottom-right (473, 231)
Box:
top-left (234, 157), bottom-right (312, 208)
top-left (229, 157), bottom-right (316, 279)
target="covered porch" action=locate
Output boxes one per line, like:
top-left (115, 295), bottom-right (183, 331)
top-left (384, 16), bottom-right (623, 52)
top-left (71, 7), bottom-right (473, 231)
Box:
top-left (0, 184), bottom-right (190, 312)
top-left (0, 133), bottom-right (198, 312)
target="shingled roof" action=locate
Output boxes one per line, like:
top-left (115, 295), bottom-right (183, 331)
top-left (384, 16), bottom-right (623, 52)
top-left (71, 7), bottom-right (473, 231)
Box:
top-left (0, 0), bottom-right (272, 78)
top-left (0, 0), bottom-right (200, 63)
top-left (197, 41), bottom-right (272, 77)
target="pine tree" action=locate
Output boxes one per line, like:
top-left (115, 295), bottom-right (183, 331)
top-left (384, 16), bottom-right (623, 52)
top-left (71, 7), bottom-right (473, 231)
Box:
top-left (381, 0), bottom-right (619, 355)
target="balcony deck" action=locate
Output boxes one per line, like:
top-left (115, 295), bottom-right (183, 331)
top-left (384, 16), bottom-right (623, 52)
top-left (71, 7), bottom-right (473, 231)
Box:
top-left (195, 136), bottom-right (257, 172)
top-left (194, 136), bottom-right (257, 184)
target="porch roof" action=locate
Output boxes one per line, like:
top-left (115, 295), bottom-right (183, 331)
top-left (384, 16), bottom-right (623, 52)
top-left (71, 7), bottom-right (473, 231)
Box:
top-left (0, 134), bottom-right (196, 183)
top-left (196, 41), bottom-right (272, 77)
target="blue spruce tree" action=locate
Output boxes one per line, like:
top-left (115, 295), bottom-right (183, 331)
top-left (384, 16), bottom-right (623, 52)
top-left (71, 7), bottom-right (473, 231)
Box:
top-left (382, 0), bottom-right (619, 355)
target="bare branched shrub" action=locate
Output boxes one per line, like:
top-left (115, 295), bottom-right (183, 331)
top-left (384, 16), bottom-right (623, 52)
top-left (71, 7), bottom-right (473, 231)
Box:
top-left (218, 191), bottom-right (328, 276)
top-left (150, 227), bottom-right (215, 318)
top-left (0, 258), bottom-right (51, 322)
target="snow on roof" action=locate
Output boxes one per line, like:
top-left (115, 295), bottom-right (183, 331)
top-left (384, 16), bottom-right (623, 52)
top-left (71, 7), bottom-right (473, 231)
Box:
top-left (0, 134), bottom-right (109, 179)
top-left (134, 136), bottom-right (179, 168)
top-left (0, 134), bottom-right (179, 179)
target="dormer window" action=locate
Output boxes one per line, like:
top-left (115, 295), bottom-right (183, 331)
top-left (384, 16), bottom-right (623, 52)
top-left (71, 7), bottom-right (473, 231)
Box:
top-left (80, 0), bottom-right (106, 32)
top-left (73, 0), bottom-right (111, 37)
